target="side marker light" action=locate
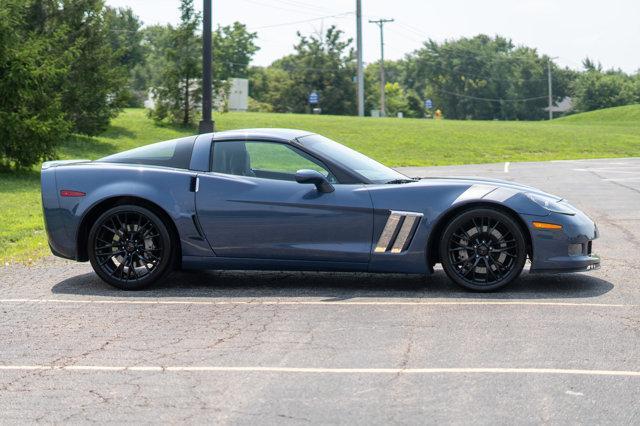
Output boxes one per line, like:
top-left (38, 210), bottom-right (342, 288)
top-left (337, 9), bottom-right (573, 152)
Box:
top-left (60, 190), bottom-right (86, 197)
top-left (532, 221), bottom-right (562, 230)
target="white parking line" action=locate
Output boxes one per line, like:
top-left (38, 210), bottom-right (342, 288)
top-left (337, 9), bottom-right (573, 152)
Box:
top-left (603, 177), bottom-right (640, 182)
top-left (0, 365), bottom-right (639, 377)
top-left (504, 162), bottom-right (510, 173)
top-left (573, 167), bottom-right (640, 173)
top-left (0, 298), bottom-right (633, 308)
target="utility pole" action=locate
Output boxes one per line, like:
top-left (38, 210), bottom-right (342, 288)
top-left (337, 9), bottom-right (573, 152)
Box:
top-left (356, 0), bottom-right (364, 117)
top-left (369, 18), bottom-right (393, 117)
top-left (547, 56), bottom-right (559, 121)
top-left (199, 0), bottom-right (214, 134)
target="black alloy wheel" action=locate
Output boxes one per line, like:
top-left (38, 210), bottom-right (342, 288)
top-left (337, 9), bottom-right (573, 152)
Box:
top-left (88, 205), bottom-right (172, 290)
top-left (439, 208), bottom-right (527, 291)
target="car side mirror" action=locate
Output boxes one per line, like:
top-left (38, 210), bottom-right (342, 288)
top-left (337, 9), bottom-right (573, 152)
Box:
top-left (295, 169), bottom-right (334, 193)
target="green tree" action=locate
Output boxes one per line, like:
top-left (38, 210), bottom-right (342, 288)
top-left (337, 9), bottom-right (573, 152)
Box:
top-left (213, 22), bottom-right (259, 81)
top-left (364, 60), bottom-right (406, 115)
top-left (104, 6), bottom-right (146, 106)
top-left (0, 0), bottom-right (69, 168)
top-left (149, 0), bottom-right (201, 125)
top-left (136, 24), bottom-right (173, 99)
top-left (248, 65), bottom-right (295, 113)
top-left (570, 59), bottom-right (638, 112)
top-left (34, 0), bottom-right (129, 135)
top-left (253, 26), bottom-right (356, 115)
top-left (383, 82), bottom-right (410, 117)
top-left (404, 35), bottom-right (570, 120)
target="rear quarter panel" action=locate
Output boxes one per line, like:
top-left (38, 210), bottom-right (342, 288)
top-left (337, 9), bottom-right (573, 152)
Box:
top-left (45, 163), bottom-right (212, 260)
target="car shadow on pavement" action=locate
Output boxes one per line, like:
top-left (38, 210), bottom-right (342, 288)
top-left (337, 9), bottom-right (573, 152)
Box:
top-left (51, 268), bottom-right (614, 301)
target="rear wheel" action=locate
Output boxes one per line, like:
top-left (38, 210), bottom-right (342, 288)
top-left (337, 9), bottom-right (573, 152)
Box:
top-left (439, 208), bottom-right (527, 291)
top-left (88, 205), bottom-right (173, 290)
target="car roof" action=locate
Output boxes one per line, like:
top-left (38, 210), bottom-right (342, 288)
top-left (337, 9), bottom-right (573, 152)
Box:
top-left (206, 128), bottom-right (315, 142)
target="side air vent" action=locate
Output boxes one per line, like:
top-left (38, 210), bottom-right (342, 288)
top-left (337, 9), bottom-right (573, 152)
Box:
top-left (189, 176), bottom-right (199, 192)
top-left (374, 211), bottom-right (423, 254)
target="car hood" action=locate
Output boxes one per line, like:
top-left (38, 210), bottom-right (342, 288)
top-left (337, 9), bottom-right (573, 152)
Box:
top-left (415, 176), bottom-right (563, 201)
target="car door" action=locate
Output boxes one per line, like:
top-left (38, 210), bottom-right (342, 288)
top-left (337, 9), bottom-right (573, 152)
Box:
top-left (195, 140), bottom-right (373, 264)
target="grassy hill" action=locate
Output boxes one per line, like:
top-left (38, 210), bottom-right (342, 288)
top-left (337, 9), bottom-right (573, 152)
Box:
top-left (2, 106), bottom-right (640, 263)
top-left (554, 104), bottom-right (640, 125)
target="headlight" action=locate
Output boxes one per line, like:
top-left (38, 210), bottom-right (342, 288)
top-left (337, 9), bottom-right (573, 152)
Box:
top-left (526, 193), bottom-right (576, 216)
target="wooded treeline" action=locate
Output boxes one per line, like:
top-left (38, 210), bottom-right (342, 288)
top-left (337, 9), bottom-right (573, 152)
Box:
top-left (1, 0), bottom-right (639, 168)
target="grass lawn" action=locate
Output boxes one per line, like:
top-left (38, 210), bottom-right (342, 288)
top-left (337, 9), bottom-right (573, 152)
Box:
top-left (1, 104), bottom-right (639, 263)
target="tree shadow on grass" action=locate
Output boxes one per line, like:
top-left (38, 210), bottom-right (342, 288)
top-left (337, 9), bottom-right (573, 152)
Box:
top-left (98, 125), bottom-right (137, 140)
top-left (51, 268), bottom-right (614, 301)
top-left (0, 169), bottom-right (40, 192)
top-left (57, 134), bottom-right (117, 160)
top-left (153, 120), bottom-right (198, 134)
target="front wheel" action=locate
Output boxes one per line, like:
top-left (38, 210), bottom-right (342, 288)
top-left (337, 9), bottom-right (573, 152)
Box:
top-left (88, 205), bottom-right (173, 290)
top-left (439, 208), bottom-right (527, 291)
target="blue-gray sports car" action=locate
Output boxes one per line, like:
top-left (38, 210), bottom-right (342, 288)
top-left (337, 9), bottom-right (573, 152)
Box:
top-left (41, 129), bottom-right (600, 291)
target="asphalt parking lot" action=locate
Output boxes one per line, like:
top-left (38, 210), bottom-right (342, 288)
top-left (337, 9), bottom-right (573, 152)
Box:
top-left (1, 157), bottom-right (639, 424)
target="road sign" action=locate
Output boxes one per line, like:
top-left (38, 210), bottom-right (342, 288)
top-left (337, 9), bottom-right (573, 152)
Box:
top-left (425, 99), bottom-right (433, 109)
top-left (309, 91), bottom-right (319, 104)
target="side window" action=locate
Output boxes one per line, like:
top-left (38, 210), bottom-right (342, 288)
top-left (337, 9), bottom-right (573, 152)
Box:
top-left (98, 136), bottom-right (195, 169)
top-left (211, 141), bottom-right (336, 182)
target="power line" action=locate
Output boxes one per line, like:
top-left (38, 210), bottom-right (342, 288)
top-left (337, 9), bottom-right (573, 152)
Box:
top-left (385, 26), bottom-right (424, 44)
top-left (238, 0), bottom-right (330, 17)
top-left (434, 87), bottom-right (548, 103)
top-left (271, 0), bottom-right (336, 15)
top-left (250, 12), bottom-right (353, 30)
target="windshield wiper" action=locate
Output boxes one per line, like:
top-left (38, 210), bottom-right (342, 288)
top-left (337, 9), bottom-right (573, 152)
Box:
top-left (385, 178), bottom-right (417, 184)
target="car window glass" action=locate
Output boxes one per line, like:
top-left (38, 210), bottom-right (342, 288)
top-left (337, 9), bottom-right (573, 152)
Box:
top-left (298, 134), bottom-right (408, 183)
top-left (212, 141), bottom-right (336, 183)
top-left (97, 136), bottom-right (195, 169)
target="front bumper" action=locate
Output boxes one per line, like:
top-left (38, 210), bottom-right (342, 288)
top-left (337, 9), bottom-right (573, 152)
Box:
top-left (524, 211), bottom-right (601, 273)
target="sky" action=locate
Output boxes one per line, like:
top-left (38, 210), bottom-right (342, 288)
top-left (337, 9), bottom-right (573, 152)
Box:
top-left (105, 0), bottom-right (640, 73)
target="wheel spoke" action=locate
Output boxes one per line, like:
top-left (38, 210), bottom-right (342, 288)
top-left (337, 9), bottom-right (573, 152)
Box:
top-left (96, 242), bottom-right (117, 250)
top-left (452, 233), bottom-right (468, 243)
top-left (490, 245), bottom-right (516, 253)
top-left (471, 218), bottom-right (481, 236)
top-left (449, 247), bottom-right (469, 252)
top-left (483, 258), bottom-right (493, 283)
top-left (496, 234), bottom-right (514, 245)
top-left (488, 219), bottom-right (498, 235)
top-left (101, 224), bottom-right (118, 235)
top-left (113, 258), bottom-right (126, 278)
top-left (127, 255), bottom-right (139, 280)
top-left (98, 252), bottom-right (123, 266)
top-left (138, 253), bottom-right (154, 272)
top-left (112, 215), bottom-right (124, 234)
top-left (462, 257), bottom-right (480, 277)
top-left (486, 256), bottom-right (502, 280)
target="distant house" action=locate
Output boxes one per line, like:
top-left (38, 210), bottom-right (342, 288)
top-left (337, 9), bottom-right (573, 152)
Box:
top-left (545, 96), bottom-right (573, 114)
top-left (144, 77), bottom-right (249, 112)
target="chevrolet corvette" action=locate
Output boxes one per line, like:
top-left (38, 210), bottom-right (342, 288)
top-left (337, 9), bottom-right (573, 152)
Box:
top-left (41, 129), bottom-right (600, 291)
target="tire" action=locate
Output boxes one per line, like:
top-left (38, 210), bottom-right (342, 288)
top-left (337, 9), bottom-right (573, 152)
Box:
top-left (88, 205), bottom-right (173, 290)
top-left (439, 207), bottom-right (527, 291)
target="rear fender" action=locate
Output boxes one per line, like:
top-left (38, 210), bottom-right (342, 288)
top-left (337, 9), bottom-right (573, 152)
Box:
top-left (51, 165), bottom-right (213, 260)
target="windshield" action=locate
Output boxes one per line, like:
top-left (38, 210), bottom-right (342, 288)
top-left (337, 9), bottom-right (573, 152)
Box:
top-left (298, 134), bottom-right (409, 184)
